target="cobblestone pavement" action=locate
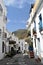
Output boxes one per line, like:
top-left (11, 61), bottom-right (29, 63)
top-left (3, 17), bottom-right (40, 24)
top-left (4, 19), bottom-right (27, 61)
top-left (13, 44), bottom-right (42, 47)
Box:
top-left (0, 54), bottom-right (43, 65)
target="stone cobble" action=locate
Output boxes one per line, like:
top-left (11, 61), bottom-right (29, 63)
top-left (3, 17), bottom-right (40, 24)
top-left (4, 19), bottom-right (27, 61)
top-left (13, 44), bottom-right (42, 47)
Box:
top-left (0, 54), bottom-right (43, 65)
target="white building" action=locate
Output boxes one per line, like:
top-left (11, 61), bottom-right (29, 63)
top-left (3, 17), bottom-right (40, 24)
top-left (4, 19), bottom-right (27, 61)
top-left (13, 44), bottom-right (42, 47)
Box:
top-left (6, 33), bottom-right (19, 53)
top-left (4, 30), bottom-right (11, 54)
top-left (19, 39), bottom-right (28, 53)
top-left (26, 0), bottom-right (43, 63)
top-left (0, 0), bottom-right (7, 59)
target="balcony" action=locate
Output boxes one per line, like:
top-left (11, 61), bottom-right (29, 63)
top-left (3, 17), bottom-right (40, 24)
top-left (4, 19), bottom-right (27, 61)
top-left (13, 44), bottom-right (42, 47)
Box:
top-left (33, 28), bottom-right (37, 35)
top-left (9, 40), bottom-right (16, 44)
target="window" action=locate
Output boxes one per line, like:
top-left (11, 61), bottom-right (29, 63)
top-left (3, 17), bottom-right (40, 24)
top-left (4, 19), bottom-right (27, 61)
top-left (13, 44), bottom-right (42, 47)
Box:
top-left (5, 44), bottom-right (6, 53)
top-left (19, 41), bottom-right (20, 43)
top-left (34, 21), bottom-right (36, 30)
top-left (22, 43), bottom-right (23, 50)
top-left (4, 33), bottom-right (7, 38)
top-left (39, 14), bottom-right (42, 31)
top-left (37, 38), bottom-right (40, 42)
top-left (25, 44), bottom-right (26, 49)
top-left (34, 39), bottom-right (36, 47)
top-left (39, 14), bottom-right (42, 21)
top-left (34, 35), bottom-right (36, 47)
top-left (2, 42), bottom-right (4, 53)
top-left (3, 32), bottom-right (7, 38)
top-left (33, 21), bottom-right (36, 34)
top-left (33, 21), bottom-right (36, 32)
top-left (14, 45), bottom-right (16, 48)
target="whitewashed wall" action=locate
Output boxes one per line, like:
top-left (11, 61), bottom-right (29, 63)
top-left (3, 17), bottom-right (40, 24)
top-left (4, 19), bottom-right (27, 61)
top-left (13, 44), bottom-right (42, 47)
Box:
top-left (0, 0), bottom-right (7, 60)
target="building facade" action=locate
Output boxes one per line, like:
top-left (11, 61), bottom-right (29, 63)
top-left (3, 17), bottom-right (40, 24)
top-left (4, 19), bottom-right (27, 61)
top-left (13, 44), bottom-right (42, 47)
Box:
top-left (19, 39), bottom-right (28, 53)
top-left (0, 0), bottom-right (7, 59)
top-left (26, 0), bottom-right (43, 63)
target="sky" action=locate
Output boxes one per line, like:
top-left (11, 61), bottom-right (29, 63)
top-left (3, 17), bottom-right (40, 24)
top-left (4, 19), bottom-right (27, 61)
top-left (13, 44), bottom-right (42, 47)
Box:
top-left (3, 0), bottom-right (35, 32)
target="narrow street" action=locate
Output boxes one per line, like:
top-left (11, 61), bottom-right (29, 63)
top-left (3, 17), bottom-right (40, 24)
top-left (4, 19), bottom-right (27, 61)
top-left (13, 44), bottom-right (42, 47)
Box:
top-left (0, 54), bottom-right (43, 65)
top-left (0, 0), bottom-right (43, 65)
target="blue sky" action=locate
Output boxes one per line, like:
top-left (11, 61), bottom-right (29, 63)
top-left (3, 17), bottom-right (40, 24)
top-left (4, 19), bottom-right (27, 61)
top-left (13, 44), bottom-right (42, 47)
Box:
top-left (4, 0), bottom-right (35, 32)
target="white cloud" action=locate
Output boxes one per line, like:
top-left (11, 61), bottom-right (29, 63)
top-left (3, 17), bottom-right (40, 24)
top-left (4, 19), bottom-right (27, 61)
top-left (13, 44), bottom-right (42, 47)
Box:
top-left (4, 0), bottom-right (35, 8)
top-left (3, 0), bottom-right (14, 6)
top-left (13, 19), bottom-right (26, 24)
